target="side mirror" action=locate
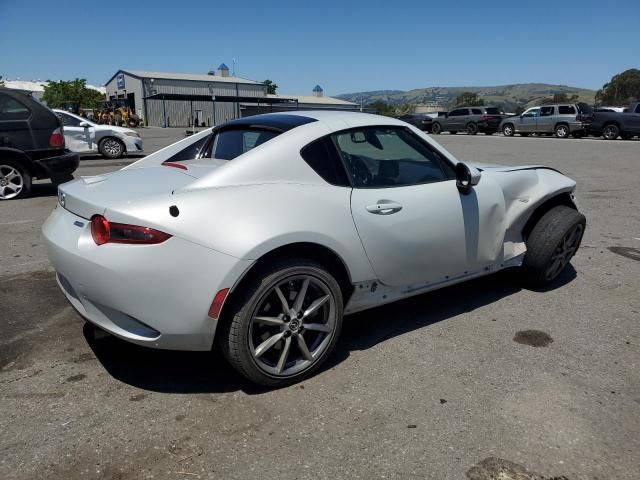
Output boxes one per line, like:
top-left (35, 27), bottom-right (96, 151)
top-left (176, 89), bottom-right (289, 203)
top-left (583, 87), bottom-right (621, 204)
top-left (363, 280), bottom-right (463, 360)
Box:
top-left (455, 163), bottom-right (481, 195)
top-left (79, 121), bottom-right (90, 128)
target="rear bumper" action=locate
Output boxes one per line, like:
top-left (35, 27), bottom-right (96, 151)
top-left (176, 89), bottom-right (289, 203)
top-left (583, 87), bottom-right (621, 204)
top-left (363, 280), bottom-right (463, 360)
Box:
top-left (34, 151), bottom-right (79, 182)
top-left (42, 205), bottom-right (251, 351)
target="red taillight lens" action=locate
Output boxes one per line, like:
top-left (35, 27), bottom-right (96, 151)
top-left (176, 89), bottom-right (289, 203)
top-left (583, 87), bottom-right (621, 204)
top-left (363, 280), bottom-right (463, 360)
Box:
top-left (49, 127), bottom-right (64, 147)
top-left (91, 215), bottom-right (111, 245)
top-left (90, 215), bottom-right (171, 246)
top-left (208, 288), bottom-right (230, 319)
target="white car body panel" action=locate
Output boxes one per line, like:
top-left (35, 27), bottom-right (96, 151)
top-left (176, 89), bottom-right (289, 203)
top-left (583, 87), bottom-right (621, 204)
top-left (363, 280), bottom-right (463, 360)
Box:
top-left (43, 111), bottom-right (579, 350)
top-left (54, 110), bottom-right (143, 154)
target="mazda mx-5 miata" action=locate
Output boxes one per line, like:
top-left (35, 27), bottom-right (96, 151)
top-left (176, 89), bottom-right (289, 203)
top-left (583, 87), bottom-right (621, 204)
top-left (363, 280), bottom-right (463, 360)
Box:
top-left (43, 111), bottom-right (585, 386)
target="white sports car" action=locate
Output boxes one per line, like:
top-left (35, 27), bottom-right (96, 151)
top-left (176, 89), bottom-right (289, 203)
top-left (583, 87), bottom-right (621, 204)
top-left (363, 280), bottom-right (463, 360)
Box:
top-left (43, 111), bottom-right (585, 386)
top-left (54, 109), bottom-right (143, 158)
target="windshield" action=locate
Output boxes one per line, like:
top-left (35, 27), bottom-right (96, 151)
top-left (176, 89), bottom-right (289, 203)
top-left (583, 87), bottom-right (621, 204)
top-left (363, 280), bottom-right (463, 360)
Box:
top-left (203, 128), bottom-right (280, 160)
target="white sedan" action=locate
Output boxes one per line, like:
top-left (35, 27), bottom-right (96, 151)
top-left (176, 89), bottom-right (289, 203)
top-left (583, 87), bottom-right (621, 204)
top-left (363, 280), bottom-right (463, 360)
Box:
top-left (43, 111), bottom-right (585, 386)
top-left (54, 109), bottom-right (143, 158)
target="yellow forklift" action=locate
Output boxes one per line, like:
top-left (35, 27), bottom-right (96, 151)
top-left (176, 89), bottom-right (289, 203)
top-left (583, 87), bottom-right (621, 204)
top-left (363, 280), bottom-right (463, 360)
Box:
top-left (94, 99), bottom-right (140, 127)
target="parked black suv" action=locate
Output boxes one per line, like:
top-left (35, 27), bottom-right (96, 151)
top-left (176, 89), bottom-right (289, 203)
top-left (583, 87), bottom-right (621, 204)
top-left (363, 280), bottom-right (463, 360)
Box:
top-left (398, 113), bottom-right (434, 132)
top-left (0, 89), bottom-right (79, 200)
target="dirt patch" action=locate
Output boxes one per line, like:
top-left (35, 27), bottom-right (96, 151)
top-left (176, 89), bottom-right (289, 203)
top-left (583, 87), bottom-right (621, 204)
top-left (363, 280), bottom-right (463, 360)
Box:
top-left (129, 393), bottom-right (148, 402)
top-left (608, 246), bottom-right (640, 262)
top-left (467, 457), bottom-right (569, 480)
top-left (65, 374), bottom-right (86, 382)
top-left (514, 330), bottom-right (553, 348)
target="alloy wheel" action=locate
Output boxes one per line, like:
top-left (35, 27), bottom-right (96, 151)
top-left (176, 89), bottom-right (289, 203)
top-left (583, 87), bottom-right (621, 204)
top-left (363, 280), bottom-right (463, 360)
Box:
top-left (603, 125), bottom-right (618, 140)
top-left (0, 165), bottom-right (24, 200)
top-left (556, 125), bottom-right (569, 138)
top-left (102, 139), bottom-right (123, 157)
top-left (503, 125), bottom-right (514, 136)
top-left (248, 275), bottom-right (336, 377)
top-left (545, 223), bottom-right (583, 281)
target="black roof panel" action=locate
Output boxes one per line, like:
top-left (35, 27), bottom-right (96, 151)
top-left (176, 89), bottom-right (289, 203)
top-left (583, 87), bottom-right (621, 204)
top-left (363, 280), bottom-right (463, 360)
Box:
top-left (217, 114), bottom-right (317, 133)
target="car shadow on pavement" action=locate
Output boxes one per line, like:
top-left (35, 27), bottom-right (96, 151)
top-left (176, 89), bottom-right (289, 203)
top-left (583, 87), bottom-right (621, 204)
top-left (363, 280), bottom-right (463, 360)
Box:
top-left (85, 266), bottom-right (576, 395)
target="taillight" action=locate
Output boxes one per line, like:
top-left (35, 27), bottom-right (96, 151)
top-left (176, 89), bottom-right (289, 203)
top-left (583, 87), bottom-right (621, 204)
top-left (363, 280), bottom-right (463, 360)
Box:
top-left (90, 215), bottom-right (171, 245)
top-left (49, 127), bottom-right (64, 147)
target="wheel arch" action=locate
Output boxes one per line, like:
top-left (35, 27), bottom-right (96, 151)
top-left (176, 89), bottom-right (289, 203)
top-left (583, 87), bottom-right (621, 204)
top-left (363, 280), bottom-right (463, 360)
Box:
top-left (0, 148), bottom-right (36, 176)
top-left (220, 241), bottom-right (355, 325)
top-left (521, 192), bottom-right (577, 241)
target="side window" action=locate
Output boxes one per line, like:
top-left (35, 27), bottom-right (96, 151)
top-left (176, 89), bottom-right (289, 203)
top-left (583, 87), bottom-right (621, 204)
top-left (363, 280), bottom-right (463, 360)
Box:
top-left (300, 137), bottom-right (350, 187)
top-left (522, 108), bottom-right (540, 118)
top-left (57, 112), bottom-right (81, 127)
top-left (635, 104), bottom-right (640, 113)
top-left (450, 109), bottom-right (467, 116)
top-left (540, 106), bottom-right (554, 117)
top-left (471, 108), bottom-right (482, 115)
top-left (0, 94), bottom-right (31, 120)
top-left (332, 127), bottom-right (454, 188)
top-left (558, 105), bottom-right (576, 115)
top-left (164, 135), bottom-right (210, 162)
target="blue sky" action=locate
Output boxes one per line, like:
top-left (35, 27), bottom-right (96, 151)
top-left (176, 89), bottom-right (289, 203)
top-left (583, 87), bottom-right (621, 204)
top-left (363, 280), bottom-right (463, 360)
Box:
top-left (1, 0), bottom-right (638, 96)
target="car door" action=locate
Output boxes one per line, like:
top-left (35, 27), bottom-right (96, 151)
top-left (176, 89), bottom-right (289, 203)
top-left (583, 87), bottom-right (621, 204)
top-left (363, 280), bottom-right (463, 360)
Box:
top-left (57, 112), bottom-right (96, 152)
top-left (337, 126), bottom-right (506, 286)
top-left (631, 104), bottom-right (640, 133)
top-left (449, 108), bottom-right (467, 130)
top-left (519, 107), bottom-right (540, 133)
top-left (537, 106), bottom-right (555, 133)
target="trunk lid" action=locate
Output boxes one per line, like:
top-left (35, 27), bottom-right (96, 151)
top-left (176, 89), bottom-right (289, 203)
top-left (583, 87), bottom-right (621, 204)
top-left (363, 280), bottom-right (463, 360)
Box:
top-left (59, 166), bottom-right (197, 219)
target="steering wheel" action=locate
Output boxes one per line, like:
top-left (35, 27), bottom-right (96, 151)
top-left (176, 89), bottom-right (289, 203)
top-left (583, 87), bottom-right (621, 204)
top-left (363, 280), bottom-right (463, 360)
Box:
top-left (343, 152), bottom-right (372, 186)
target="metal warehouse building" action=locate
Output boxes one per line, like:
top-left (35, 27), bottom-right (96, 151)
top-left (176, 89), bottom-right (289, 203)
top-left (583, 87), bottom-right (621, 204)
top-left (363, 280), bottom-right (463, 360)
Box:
top-left (104, 65), bottom-right (358, 127)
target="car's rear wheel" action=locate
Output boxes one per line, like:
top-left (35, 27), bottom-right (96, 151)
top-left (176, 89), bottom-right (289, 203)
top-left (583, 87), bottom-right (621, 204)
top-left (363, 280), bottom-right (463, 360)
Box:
top-left (522, 206), bottom-right (585, 287)
top-left (555, 124), bottom-right (570, 138)
top-left (466, 122), bottom-right (478, 135)
top-left (219, 258), bottom-right (343, 387)
top-left (602, 124), bottom-right (619, 140)
top-left (502, 124), bottom-right (515, 136)
top-left (431, 122), bottom-right (442, 134)
top-left (0, 161), bottom-right (31, 201)
top-left (99, 137), bottom-right (124, 159)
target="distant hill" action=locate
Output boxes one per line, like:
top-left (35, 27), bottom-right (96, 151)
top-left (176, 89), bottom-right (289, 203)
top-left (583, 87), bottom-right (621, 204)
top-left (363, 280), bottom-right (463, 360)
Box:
top-left (337, 83), bottom-right (597, 111)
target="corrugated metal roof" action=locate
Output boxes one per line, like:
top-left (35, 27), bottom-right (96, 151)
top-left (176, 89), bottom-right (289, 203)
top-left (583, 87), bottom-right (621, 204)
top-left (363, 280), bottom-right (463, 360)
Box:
top-left (266, 94), bottom-right (356, 106)
top-left (112, 69), bottom-right (262, 85)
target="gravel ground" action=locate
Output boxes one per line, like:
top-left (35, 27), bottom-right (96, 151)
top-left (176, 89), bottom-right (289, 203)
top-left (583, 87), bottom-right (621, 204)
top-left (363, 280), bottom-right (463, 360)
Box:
top-left (0, 130), bottom-right (638, 480)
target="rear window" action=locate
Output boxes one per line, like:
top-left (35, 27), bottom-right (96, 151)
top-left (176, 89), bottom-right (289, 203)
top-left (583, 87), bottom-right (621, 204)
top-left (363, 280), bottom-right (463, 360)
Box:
top-left (558, 105), bottom-right (576, 115)
top-left (203, 128), bottom-right (279, 160)
top-left (485, 107), bottom-right (502, 115)
top-left (0, 94), bottom-right (31, 120)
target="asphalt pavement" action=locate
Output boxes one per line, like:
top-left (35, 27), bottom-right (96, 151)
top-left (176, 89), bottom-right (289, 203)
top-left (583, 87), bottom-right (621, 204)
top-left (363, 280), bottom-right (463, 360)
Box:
top-left (0, 130), bottom-right (638, 480)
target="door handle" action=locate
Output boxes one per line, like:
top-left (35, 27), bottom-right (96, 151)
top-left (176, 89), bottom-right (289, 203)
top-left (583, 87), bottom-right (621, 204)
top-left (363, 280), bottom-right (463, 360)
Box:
top-left (366, 202), bottom-right (403, 215)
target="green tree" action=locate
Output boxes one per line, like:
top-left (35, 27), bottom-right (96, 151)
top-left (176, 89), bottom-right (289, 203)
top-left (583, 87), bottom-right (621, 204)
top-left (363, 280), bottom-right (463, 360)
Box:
top-left (263, 79), bottom-right (278, 95)
top-left (42, 78), bottom-right (105, 109)
top-left (453, 92), bottom-right (484, 107)
top-left (541, 92), bottom-right (578, 104)
top-left (595, 69), bottom-right (640, 106)
top-left (395, 103), bottom-right (416, 116)
top-left (367, 100), bottom-right (396, 117)
top-left (514, 106), bottom-right (525, 115)
top-left (0, 75), bottom-right (5, 88)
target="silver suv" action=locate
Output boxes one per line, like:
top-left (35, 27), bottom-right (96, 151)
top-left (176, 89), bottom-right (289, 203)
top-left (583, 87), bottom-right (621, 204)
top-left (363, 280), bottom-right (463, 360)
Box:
top-left (500, 103), bottom-right (593, 138)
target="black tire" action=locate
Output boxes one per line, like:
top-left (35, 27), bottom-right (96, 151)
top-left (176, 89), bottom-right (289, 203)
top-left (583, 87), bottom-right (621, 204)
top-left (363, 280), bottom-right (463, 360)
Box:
top-left (431, 122), bottom-right (442, 134)
top-left (0, 159), bottom-right (32, 200)
top-left (522, 206), bottom-right (586, 287)
top-left (98, 137), bottom-right (125, 159)
top-left (602, 123), bottom-right (619, 140)
top-left (555, 123), bottom-right (570, 138)
top-left (502, 124), bottom-right (515, 136)
top-left (218, 258), bottom-right (344, 387)
top-left (466, 122), bottom-right (478, 135)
